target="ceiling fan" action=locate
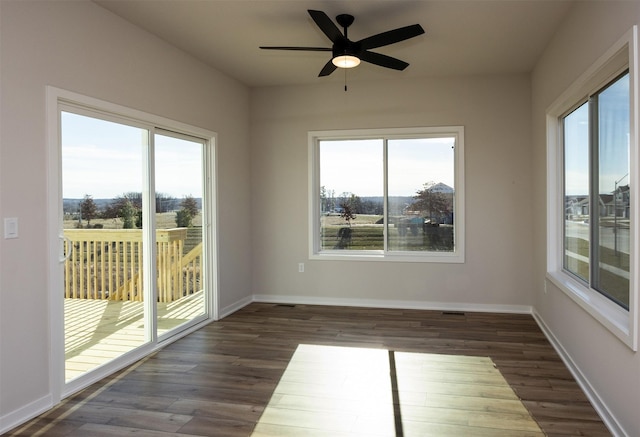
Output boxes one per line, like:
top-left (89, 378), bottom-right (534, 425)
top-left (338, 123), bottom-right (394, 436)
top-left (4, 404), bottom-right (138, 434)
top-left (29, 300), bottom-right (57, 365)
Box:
top-left (260, 10), bottom-right (425, 77)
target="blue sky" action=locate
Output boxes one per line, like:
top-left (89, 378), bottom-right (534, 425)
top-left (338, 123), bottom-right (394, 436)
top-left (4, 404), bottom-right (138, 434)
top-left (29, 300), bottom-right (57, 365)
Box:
top-left (319, 137), bottom-right (455, 197)
top-left (61, 112), bottom-right (203, 199)
top-left (564, 73), bottom-right (630, 196)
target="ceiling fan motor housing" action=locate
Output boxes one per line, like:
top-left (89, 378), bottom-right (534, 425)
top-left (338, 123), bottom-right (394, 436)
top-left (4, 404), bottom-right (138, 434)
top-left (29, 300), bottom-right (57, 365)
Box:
top-left (336, 14), bottom-right (355, 29)
top-left (333, 39), bottom-right (361, 59)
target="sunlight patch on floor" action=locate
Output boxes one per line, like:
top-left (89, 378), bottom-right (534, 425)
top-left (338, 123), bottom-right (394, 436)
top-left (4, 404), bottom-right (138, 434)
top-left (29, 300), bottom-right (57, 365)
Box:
top-left (252, 344), bottom-right (543, 437)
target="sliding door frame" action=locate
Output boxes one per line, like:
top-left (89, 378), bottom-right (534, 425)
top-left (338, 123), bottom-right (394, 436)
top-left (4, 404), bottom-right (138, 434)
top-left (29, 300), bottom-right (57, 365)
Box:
top-left (46, 86), bottom-right (219, 403)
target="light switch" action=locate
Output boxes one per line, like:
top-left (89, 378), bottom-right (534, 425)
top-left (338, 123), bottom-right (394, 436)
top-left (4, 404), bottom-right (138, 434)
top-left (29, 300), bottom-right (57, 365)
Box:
top-left (4, 217), bottom-right (18, 239)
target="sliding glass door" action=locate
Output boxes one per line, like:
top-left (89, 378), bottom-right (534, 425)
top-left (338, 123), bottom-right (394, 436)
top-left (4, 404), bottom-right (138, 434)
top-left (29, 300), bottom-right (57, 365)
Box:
top-left (61, 111), bottom-right (149, 382)
top-left (59, 103), bottom-right (211, 385)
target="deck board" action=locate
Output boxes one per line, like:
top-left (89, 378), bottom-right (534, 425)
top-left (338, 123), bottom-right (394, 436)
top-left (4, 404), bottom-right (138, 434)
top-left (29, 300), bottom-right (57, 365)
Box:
top-left (65, 291), bottom-right (205, 380)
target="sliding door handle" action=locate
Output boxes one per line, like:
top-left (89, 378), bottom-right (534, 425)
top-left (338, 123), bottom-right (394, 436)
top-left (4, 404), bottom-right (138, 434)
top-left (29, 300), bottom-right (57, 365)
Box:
top-left (59, 235), bottom-right (73, 263)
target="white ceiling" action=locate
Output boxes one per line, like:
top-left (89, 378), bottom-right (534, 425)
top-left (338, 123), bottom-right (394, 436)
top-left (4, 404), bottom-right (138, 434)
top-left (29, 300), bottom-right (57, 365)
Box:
top-left (94, 0), bottom-right (575, 88)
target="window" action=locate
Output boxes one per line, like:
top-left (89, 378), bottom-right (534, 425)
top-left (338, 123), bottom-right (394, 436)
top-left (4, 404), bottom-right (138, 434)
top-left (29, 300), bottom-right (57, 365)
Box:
top-left (547, 27), bottom-right (638, 349)
top-left (563, 73), bottom-right (630, 309)
top-left (309, 127), bottom-right (464, 263)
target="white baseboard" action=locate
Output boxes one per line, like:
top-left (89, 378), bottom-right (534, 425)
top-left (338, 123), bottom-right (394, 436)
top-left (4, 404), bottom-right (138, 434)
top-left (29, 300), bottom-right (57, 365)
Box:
top-left (532, 311), bottom-right (627, 437)
top-left (219, 295), bottom-right (253, 319)
top-left (0, 394), bottom-right (52, 435)
top-left (252, 293), bottom-right (533, 314)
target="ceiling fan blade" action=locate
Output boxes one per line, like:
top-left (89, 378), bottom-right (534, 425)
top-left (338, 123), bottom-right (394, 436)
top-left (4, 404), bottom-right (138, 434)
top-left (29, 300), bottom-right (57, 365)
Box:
top-left (359, 51), bottom-right (409, 70)
top-left (358, 24), bottom-right (425, 50)
top-left (318, 60), bottom-right (338, 77)
top-left (260, 46), bottom-right (331, 51)
top-left (308, 10), bottom-right (343, 43)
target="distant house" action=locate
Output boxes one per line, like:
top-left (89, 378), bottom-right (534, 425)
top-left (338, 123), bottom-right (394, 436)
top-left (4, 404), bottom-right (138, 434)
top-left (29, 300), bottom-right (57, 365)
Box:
top-left (605, 184), bottom-right (630, 218)
top-left (565, 195), bottom-right (588, 218)
top-left (566, 190), bottom-right (630, 219)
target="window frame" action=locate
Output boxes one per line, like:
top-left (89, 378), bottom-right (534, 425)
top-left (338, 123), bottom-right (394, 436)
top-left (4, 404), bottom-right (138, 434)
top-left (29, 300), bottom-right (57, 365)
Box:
top-left (309, 126), bottom-right (465, 263)
top-left (546, 26), bottom-right (638, 350)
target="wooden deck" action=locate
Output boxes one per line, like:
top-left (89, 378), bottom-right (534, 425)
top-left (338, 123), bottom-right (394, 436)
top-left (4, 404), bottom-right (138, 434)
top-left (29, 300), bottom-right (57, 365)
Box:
top-left (65, 290), bottom-right (205, 381)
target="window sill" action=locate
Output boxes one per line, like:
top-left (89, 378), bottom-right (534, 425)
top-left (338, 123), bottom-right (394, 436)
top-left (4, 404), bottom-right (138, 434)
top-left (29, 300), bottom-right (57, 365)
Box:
top-left (311, 251), bottom-right (464, 263)
top-left (546, 270), bottom-right (636, 350)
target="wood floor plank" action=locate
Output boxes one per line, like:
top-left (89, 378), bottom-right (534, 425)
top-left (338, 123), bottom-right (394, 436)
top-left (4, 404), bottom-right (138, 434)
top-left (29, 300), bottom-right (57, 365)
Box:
top-left (66, 423), bottom-right (207, 437)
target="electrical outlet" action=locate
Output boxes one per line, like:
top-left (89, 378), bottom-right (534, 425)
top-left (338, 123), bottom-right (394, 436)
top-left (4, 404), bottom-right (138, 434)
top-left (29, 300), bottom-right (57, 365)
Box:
top-left (298, 263), bottom-right (305, 273)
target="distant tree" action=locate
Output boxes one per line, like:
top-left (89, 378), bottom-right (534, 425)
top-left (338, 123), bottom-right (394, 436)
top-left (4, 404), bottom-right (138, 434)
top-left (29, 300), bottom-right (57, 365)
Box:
top-left (412, 182), bottom-right (450, 222)
top-left (121, 200), bottom-right (135, 229)
top-left (175, 209), bottom-right (192, 227)
top-left (181, 195), bottom-right (199, 217)
top-left (360, 199), bottom-right (383, 215)
top-left (320, 186), bottom-right (328, 213)
top-left (351, 195), bottom-right (363, 214)
top-left (327, 188), bottom-right (336, 212)
top-left (135, 209), bottom-right (143, 228)
top-left (338, 193), bottom-right (358, 227)
top-left (156, 193), bottom-right (176, 213)
top-left (101, 201), bottom-right (120, 220)
top-left (121, 192), bottom-right (143, 209)
top-left (79, 195), bottom-right (98, 228)
top-left (175, 195), bottom-right (198, 228)
top-left (103, 196), bottom-right (138, 228)
top-left (320, 186), bottom-right (336, 213)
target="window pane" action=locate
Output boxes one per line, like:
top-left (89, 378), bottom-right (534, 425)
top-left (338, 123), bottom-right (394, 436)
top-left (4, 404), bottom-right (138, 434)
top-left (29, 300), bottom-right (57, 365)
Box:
top-left (155, 133), bottom-right (206, 335)
top-left (387, 138), bottom-right (455, 252)
top-left (594, 73), bottom-right (630, 308)
top-left (563, 103), bottom-right (590, 283)
top-left (319, 139), bottom-right (383, 250)
top-left (61, 112), bottom-right (147, 382)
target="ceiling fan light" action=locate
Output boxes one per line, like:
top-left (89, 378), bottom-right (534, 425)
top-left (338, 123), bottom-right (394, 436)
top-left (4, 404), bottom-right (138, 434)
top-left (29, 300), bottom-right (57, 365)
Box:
top-left (332, 55), bottom-right (360, 69)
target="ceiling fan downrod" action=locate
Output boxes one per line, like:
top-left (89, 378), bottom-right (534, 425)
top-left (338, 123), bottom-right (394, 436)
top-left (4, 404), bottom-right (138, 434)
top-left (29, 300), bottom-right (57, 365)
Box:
top-left (336, 14), bottom-right (354, 38)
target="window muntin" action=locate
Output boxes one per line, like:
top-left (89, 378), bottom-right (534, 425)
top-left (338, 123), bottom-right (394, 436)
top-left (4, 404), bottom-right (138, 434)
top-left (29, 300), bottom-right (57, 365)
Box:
top-left (561, 72), bottom-right (630, 309)
top-left (312, 127), bottom-right (463, 262)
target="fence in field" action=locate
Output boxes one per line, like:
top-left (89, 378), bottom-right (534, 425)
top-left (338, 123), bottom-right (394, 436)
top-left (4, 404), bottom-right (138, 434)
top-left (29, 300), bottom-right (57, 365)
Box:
top-left (62, 228), bottom-right (202, 302)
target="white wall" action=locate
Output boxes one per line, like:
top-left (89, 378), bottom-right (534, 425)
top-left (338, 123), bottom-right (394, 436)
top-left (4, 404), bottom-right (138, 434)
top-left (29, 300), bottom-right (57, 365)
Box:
top-left (0, 0), bottom-right (251, 427)
top-left (531, 2), bottom-right (640, 436)
top-left (250, 74), bottom-right (533, 310)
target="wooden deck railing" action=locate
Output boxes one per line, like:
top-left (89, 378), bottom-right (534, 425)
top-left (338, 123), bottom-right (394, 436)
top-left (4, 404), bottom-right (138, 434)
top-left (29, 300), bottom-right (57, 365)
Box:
top-left (63, 228), bottom-right (202, 302)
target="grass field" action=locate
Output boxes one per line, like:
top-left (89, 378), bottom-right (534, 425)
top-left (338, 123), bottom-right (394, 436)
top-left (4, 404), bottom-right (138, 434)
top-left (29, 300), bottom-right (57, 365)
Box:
top-left (64, 212), bottom-right (202, 230)
top-left (321, 214), bottom-right (454, 251)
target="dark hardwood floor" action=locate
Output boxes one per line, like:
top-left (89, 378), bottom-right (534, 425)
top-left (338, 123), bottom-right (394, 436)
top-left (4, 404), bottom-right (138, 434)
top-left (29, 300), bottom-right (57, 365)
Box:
top-left (5, 303), bottom-right (610, 436)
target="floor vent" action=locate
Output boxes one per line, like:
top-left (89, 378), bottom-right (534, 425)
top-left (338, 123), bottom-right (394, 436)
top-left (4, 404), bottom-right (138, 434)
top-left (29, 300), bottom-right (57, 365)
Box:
top-left (442, 311), bottom-right (466, 316)
top-left (276, 304), bottom-right (296, 308)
